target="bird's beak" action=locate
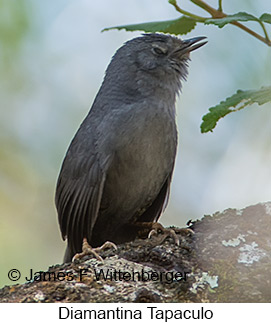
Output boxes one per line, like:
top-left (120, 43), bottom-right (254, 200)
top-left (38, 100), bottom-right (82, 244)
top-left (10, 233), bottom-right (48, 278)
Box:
top-left (181, 36), bottom-right (207, 53)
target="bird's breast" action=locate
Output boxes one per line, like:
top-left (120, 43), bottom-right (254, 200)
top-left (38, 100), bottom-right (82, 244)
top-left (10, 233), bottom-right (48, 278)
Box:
top-left (100, 101), bottom-right (177, 223)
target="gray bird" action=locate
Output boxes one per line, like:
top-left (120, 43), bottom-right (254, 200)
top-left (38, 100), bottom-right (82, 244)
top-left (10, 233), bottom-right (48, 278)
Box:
top-left (55, 33), bottom-right (207, 262)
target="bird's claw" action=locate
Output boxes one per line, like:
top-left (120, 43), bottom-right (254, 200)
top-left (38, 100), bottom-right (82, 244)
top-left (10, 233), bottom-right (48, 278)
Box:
top-left (72, 238), bottom-right (117, 262)
top-left (147, 223), bottom-right (180, 246)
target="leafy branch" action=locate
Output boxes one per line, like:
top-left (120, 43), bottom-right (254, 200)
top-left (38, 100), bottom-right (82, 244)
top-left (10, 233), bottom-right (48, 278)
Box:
top-left (104, 0), bottom-right (271, 45)
top-left (201, 87), bottom-right (271, 133)
top-left (103, 0), bottom-right (271, 132)
top-left (169, 0), bottom-right (271, 46)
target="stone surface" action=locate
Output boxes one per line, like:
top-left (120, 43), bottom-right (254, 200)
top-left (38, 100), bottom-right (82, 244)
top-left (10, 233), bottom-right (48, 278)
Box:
top-left (1, 201), bottom-right (271, 303)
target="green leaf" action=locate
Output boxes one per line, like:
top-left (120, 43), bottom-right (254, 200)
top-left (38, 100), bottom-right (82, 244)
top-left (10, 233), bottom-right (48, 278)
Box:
top-left (205, 12), bottom-right (259, 28)
top-left (102, 16), bottom-right (197, 35)
top-left (200, 86), bottom-right (271, 133)
top-left (260, 13), bottom-right (271, 24)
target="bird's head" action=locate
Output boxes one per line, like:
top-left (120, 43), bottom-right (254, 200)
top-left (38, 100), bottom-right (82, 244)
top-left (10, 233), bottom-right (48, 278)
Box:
top-left (129, 33), bottom-right (207, 80)
top-left (102, 33), bottom-right (207, 100)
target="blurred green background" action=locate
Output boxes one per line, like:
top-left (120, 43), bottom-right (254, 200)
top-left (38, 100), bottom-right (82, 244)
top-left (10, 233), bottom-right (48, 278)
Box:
top-left (1, 0), bottom-right (270, 288)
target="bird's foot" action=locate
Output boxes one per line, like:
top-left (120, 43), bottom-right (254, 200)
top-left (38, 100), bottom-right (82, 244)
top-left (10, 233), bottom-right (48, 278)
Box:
top-left (136, 222), bottom-right (193, 246)
top-left (147, 222), bottom-right (180, 245)
top-left (72, 238), bottom-right (117, 262)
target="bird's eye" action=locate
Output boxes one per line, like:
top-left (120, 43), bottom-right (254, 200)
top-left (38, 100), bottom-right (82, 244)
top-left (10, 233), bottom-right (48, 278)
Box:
top-left (152, 45), bottom-right (167, 56)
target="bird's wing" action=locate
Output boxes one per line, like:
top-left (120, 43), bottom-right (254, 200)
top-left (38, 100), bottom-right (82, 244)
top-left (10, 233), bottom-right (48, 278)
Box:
top-left (137, 171), bottom-right (173, 223)
top-left (55, 131), bottom-right (112, 256)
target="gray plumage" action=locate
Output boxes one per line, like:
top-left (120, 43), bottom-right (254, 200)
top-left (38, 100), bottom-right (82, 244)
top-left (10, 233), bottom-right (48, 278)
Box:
top-left (55, 33), bottom-right (206, 262)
